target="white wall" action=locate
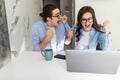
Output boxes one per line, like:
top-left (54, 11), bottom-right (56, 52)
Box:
top-left (4, 0), bottom-right (42, 52)
top-left (75, 0), bottom-right (120, 50)
top-left (4, 0), bottom-right (119, 51)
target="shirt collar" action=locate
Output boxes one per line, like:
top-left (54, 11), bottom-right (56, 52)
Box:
top-left (43, 20), bottom-right (56, 30)
top-left (80, 27), bottom-right (96, 36)
top-left (90, 27), bottom-right (96, 36)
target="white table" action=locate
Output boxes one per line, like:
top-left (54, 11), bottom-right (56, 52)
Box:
top-left (0, 51), bottom-right (120, 80)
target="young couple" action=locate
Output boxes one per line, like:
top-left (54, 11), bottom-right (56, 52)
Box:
top-left (31, 4), bottom-right (111, 52)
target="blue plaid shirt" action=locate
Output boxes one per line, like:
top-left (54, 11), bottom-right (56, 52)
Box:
top-left (31, 20), bottom-right (71, 51)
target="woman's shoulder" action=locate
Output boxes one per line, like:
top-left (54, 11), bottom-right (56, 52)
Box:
top-left (92, 27), bottom-right (104, 34)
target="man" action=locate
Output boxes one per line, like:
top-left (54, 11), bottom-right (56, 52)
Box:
top-left (31, 4), bottom-right (73, 52)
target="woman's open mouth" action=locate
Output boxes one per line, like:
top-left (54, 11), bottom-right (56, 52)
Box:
top-left (85, 24), bottom-right (90, 28)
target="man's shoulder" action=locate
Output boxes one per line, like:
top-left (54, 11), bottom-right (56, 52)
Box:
top-left (32, 21), bottom-right (46, 30)
top-left (32, 21), bottom-right (44, 27)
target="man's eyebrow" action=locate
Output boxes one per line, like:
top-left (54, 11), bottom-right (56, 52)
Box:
top-left (54, 13), bottom-right (60, 15)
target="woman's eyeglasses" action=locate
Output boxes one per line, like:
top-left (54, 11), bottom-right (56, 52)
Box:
top-left (81, 17), bottom-right (93, 23)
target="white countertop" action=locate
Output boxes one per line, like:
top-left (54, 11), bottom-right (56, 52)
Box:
top-left (0, 51), bottom-right (120, 80)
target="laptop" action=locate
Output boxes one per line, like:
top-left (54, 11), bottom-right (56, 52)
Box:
top-left (65, 50), bottom-right (120, 74)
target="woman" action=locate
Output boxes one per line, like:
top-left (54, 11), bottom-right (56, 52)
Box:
top-left (73, 6), bottom-right (111, 50)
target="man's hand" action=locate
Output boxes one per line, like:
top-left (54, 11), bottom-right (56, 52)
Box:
top-left (60, 15), bottom-right (68, 24)
top-left (46, 29), bottom-right (54, 41)
top-left (65, 30), bottom-right (73, 45)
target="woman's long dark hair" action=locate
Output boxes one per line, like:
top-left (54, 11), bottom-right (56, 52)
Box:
top-left (39, 4), bottom-right (58, 22)
top-left (76, 6), bottom-right (103, 42)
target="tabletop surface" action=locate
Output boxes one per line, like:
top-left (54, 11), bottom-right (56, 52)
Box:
top-left (0, 51), bottom-right (120, 80)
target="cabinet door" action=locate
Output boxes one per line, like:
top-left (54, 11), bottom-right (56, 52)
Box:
top-left (60, 0), bottom-right (75, 26)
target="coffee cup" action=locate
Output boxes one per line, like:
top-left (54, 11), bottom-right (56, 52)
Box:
top-left (41, 49), bottom-right (53, 61)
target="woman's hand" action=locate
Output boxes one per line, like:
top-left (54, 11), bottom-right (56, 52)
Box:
top-left (103, 19), bottom-right (110, 34)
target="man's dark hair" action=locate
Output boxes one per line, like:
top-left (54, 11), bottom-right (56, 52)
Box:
top-left (39, 4), bottom-right (58, 22)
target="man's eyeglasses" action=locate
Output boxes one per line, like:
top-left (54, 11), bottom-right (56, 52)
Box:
top-left (81, 17), bottom-right (93, 23)
top-left (52, 12), bottom-right (63, 19)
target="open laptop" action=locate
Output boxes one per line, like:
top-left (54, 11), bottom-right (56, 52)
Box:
top-left (65, 50), bottom-right (120, 74)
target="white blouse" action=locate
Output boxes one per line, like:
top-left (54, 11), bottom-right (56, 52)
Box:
top-left (78, 31), bottom-right (90, 49)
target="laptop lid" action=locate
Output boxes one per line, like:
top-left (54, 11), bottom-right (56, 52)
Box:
top-left (65, 50), bottom-right (120, 74)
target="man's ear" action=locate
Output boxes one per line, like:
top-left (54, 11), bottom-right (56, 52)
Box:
top-left (46, 17), bottom-right (52, 21)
